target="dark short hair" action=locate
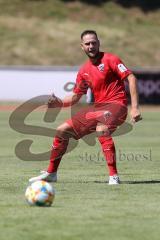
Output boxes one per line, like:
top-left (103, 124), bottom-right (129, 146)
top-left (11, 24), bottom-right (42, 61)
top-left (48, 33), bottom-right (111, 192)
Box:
top-left (81, 30), bottom-right (98, 40)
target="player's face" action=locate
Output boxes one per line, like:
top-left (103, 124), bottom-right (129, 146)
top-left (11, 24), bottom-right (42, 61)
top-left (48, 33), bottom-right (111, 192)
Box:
top-left (81, 34), bottom-right (100, 59)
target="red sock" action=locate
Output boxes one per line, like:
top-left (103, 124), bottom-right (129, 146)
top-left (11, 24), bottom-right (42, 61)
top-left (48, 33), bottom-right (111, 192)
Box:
top-left (98, 136), bottom-right (117, 176)
top-left (47, 136), bottom-right (69, 173)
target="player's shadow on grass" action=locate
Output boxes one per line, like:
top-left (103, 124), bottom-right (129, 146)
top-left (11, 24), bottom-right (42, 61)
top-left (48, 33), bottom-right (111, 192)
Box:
top-left (57, 180), bottom-right (160, 184)
top-left (94, 180), bottom-right (160, 184)
top-left (123, 180), bottom-right (160, 184)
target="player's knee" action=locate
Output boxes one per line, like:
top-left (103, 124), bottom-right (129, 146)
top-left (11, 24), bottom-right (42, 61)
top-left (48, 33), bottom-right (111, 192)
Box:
top-left (56, 124), bottom-right (73, 139)
top-left (96, 124), bottom-right (110, 137)
top-left (56, 125), bottom-right (67, 137)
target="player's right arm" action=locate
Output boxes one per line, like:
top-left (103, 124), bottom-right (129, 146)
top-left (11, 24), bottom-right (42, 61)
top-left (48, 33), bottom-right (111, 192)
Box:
top-left (62, 93), bottom-right (83, 107)
top-left (48, 67), bottom-right (88, 108)
top-left (47, 92), bottom-right (83, 108)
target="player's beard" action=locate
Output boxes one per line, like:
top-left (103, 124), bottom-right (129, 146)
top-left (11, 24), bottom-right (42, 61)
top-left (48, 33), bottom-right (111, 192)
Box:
top-left (87, 50), bottom-right (100, 61)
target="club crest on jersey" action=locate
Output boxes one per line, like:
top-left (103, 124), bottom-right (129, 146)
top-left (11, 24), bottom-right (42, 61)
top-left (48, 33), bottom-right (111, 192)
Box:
top-left (98, 63), bottom-right (104, 72)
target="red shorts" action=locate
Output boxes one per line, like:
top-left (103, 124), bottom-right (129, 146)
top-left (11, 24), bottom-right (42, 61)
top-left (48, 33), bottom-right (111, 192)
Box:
top-left (66, 102), bottom-right (127, 139)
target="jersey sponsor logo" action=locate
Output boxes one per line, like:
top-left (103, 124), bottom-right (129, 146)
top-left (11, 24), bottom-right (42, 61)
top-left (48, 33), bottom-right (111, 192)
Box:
top-left (118, 63), bottom-right (127, 73)
top-left (98, 63), bottom-right (104, 72)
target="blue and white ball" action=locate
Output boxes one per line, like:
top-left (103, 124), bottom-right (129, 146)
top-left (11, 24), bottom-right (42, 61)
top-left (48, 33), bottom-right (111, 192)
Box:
top-left (25, 180), bottom-right (55, 206)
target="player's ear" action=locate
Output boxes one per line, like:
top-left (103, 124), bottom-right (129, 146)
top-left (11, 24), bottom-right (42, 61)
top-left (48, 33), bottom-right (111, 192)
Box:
top-left (81, 43), bottom-right (84, 51)
top-left (98, 39), bottom-right (100, 48)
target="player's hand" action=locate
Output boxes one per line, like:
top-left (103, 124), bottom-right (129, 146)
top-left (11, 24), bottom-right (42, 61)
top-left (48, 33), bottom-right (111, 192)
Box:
top-left (130, 107), bottom-right (142, 124)
top-left (47, 93), bottom-right (62, 108)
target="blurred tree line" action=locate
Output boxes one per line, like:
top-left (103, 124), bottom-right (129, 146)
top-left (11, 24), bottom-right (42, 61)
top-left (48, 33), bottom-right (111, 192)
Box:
top-left (61, 0), bottom-right (160, 11)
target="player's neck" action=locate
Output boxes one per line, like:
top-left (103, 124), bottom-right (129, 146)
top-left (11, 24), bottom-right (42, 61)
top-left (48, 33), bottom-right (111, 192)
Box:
top-left (89, 52), bottom-right (103, 65)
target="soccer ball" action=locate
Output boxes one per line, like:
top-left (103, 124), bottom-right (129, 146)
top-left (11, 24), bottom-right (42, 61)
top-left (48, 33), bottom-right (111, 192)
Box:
top-left (25, 180), bottom-right (55, 206)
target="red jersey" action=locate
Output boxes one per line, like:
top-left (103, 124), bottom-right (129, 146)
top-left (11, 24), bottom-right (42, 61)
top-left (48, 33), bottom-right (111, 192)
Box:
top-left (73, 52), bottom-right (132, 105)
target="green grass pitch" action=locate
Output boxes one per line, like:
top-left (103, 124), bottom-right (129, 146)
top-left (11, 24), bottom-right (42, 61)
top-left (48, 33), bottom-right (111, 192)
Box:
top-left (0, 104), bottom-right (160, 240)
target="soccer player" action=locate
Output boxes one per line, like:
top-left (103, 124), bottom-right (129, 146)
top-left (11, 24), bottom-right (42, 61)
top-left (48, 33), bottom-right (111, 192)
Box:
top-left (29, 30), bottom-right (142, 185)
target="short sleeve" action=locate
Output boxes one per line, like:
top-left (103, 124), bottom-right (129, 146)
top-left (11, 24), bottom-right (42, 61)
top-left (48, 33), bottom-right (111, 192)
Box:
top-left (109, 54), bottom-right (132, 80)
top-left (73, 71), bottom-right (89, 95)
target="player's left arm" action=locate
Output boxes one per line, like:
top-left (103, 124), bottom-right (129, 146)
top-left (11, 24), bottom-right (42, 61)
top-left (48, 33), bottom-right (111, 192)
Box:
top-left (109, 54), bottom-right (142, 123)
top-left (127, 73), bottom-right (142, 123)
